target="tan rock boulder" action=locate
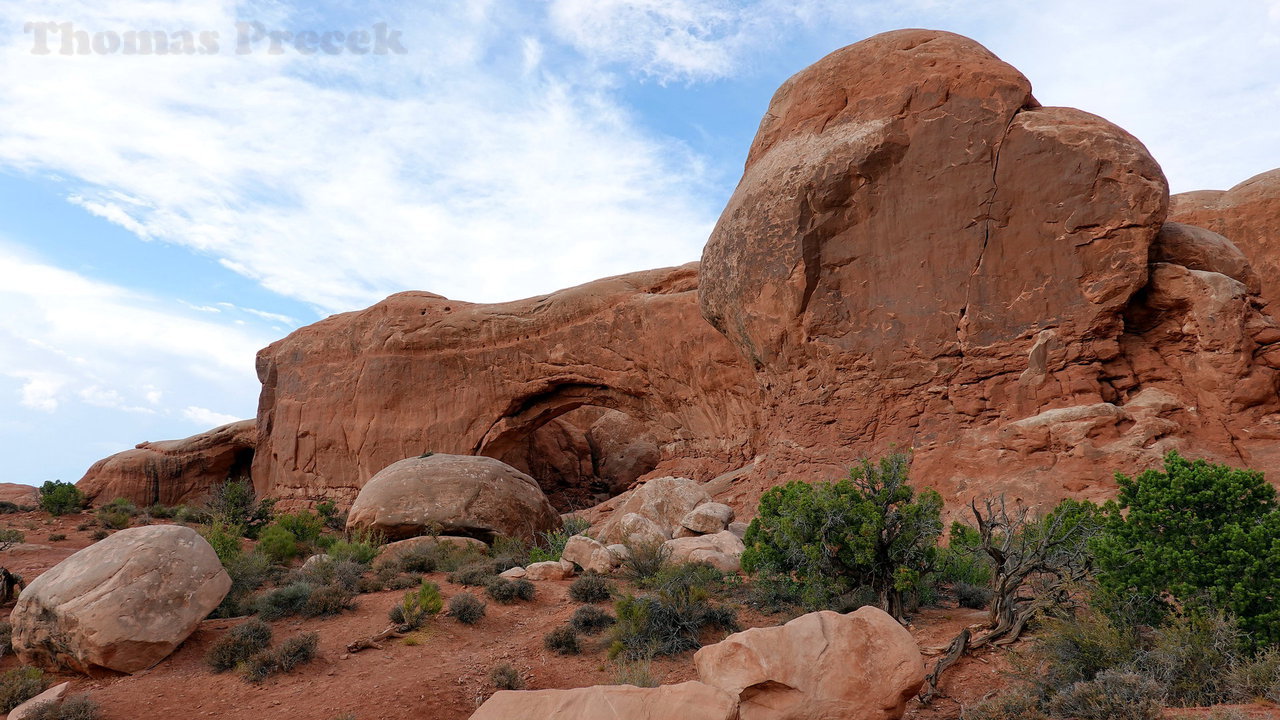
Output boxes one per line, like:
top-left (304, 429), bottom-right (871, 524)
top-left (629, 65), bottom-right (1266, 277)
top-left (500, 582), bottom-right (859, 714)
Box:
top-left (379, 534), bottom-right (488, 558)
top-left (524, 560), bottom-right (575, 581)
top-left (0, 483), bottom-right (38, 507)
top-left (695, 607), bottom-right (924, 720)
top-left (665, 531), bottom-right (745, 573)
top-left (469, 681), bottom-right (739, 720)
top-left (346, 454), bottom-right (559, 543)
top-left (605, 512), bottom-right (668, 548)
top-left (596, 477), bottom-right (712, 544)
top-left (561, 535), bottom-right (616, 574)
top-left (77, 419), bottom-right (255, 506)
top-left (1152, 222), bottom-right (1260, 294)
top-left (10, 525), bottom-right (231, 674)
top-left (682, 502), bottom-right (735, 534)
top-left (7, 682), bottom-right (70, 720)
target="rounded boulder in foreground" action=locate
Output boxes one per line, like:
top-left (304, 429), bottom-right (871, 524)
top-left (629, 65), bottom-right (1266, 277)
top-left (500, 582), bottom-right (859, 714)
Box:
top-left (346, 453), bottom-right (560, 542)
top-left (10, 524), bottom-right (231, 674)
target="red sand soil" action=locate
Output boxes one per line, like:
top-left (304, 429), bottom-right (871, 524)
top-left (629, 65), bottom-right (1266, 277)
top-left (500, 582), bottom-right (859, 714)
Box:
top-left (3, 510), bottom-right (1280, 720)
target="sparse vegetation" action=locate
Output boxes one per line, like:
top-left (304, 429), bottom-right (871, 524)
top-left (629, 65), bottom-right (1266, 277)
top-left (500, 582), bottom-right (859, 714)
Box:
top-left (543, 625), bottom-right (581, 655)
top-left (0, 666), bottom-right (47, 712)
top-left (449, 562), bottom-right (498, 587)
top-left (206, 618), bottom-right (273, 672)
top-left (619, 540), bottom-right (670, 585)
top-left (484, 577), bottom-right (535, 604)
top-left (46, 533), bottom-right (66, 542)
top-left (256, 524), bottom-right (301, 563)
top-left (24, 694), bottom-right (102, 720)
top-left (95, 497), bottom-right (138, 530)
top-left (388, 580), bottom-right (443, 631)
top-left (448, 593), bottom-right (486, 625)
top-left (490, 662), bottom-right (524, 691)
top-left (568, 573), bottom-right (613, 603)
top-left (38, 481), bottom-right (84, 517)
top-left (0, 528), bottom-right (24, 552)
top-left (527, 514), bottom-right (591, 563)
top-left (206, 480), bottom-right (274, 538)
top-left (571, 605), bottom-right (615, 634)
top-left (609, 563), bottom-right (737, 660)
top-left (243, 632), bottom-right (319, 683)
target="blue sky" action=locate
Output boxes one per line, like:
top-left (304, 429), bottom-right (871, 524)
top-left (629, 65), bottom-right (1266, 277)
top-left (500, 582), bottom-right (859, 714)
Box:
top-left (2, 0), bottom-right (1279, 487)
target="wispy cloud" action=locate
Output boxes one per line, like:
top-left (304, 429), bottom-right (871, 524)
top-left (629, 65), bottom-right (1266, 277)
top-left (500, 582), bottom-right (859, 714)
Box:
top-left (182, 406), bottom-right (243, 427)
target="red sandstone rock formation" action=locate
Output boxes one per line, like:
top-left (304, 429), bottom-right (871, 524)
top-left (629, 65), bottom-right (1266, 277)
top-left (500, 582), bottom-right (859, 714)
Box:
top-left (1170, 169), bottom-right (1280, 309)
top-left (77, 419), bottom-right (255, 506)
top-left (251, 265), bottom-right (759, 507)
top-left (699, 29), bottom-right (1280, 514)
top-left (77, 30), bottom-right (1280, 519)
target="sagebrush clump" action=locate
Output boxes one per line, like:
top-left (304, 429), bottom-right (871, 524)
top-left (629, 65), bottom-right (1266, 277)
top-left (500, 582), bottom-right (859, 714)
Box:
top-left (206, 618), bottom-right (273, 672)
top-left (449, 593), bottom-right (486, 625)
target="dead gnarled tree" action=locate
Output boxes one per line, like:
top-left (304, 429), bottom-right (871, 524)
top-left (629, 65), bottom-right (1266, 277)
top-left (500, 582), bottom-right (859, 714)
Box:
top-left (920, 495), bottom-right (1102, 702)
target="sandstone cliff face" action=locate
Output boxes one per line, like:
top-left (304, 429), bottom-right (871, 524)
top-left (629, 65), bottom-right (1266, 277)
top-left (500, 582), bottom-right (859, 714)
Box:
top-left (699, 29), bottom-right (1280, 513)
top-left (1170, 169), bottom-right (1280, 309)
top-left (252, 265), bottom-right (759, 506)
top-left (79, 30), bottom-right (1280, 518)
top-left (77, 420), bottom-right (255, 506)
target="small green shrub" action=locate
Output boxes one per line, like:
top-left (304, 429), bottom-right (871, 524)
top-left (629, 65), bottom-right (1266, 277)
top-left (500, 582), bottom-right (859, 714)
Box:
top-left (449, 593), bottom-right (486, 625)
top-left (90, 529), bottom-right (108, 542)
top-left (485, 577), bottom-right (535, 604)
top-left (254, 582), bottom-right (315, 620)
top-left (47, 533), bottom-right (66, 542)
top-left (0, 666), bottom-right (47, 712)
top-left (0, 502), bottom-right (18, 514)
top-left (256, 524), bottom-right (300, 563)
top-left (741, 453), bottom-right (942, 622)
top-left (954, 582), bottom-right (993, 610)
top-left (302, 583), bottom-right (355, 617)
top-left (243, 632), bottom-right (319, 683)
top-left (544, 625), bottom-right (581, 655)
top-left (1046, 669), bottom-right (1163, 720)
top-left (1034, 608), bottom-right (1143, 693)
top-left (0, 528), bottom-right (24, 552)
top-left (620, 541), bottom-right (669, 585)
top-left (213, 551), bottom-right (273, 618)
top-left (206, 480), bottom-right (274, 538)
top-left (449, 562), bottom-right (497, 587)
top-left (571, 605), bottom-right (615, 634)
top-left (1139, 609), bottom-right (1241, 706)
top-left (389, 581), bottom-right (443, 630)
top-left (328, 536), bottom-right (380, 566)
top-left (528, 515), bottom-right (591, 563)
top-left (38, 481), bottom-right (84, 516)
top-left (174, 504), bottom-right (212, 525)
top-left (609, 577), bottom-right (738, 661)
top-left (491, 662), bottom-right (525, 690)
top-left (147, 503), bottom-right (176, 519)
top-left (25, 694), bottom-right (101, 720)
top-left (206, 618), bottom-right (273, 671)
top-left (962, 687), bottom-right (1047, 720)
top-left (316, 501), bottom-right (345, 531)
top-left (274, 511), bottom-right (324, 545)
top-left (200, 519), bottom-right (246, 564)
top-left (569, 573), bottom-right (613, 604)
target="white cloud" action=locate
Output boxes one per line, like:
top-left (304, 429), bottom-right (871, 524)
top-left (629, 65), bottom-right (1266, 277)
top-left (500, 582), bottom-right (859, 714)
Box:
top-left (14, 371), bottom-right (67, 412)
top-left (182, 406), bottom-right (243, 427)
top-left (0, 1), bottom-right (719, 314)
top-left (0, 242), bottom-right (272, 424)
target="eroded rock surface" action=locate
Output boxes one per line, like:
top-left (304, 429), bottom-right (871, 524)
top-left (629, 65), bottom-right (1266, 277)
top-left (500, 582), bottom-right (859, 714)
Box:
top-left (345, 454), bottom-right (559, 542)
top-left (77, 419), bottom-right (255, 506)
top-left (9, 525), bottom-right (230, 674)
top-left (469, 681), bottom-right (739, 720)
top-left (695, 607), bottom-right (924, 720)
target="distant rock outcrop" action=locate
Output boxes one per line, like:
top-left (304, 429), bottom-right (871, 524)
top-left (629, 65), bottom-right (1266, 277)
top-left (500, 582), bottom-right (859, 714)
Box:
top-left (252, 265), bottom-right (759, 507)
top-left (76, 419), bottom-right (255, 506)
top-left (9, 525), bottom-right (230, 674)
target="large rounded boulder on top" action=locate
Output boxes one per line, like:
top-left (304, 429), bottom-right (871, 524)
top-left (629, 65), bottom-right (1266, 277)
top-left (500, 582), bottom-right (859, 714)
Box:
top-left (9, 525), bottom-right (230, 674)
top-left (593, 476), bottom-right (713, 545)
top-left (694, 607), bottom-right (924, 720)
top-left (468, 681), bottom-right (738, 720)
top-left (345, 453), bottom-right (559, 542)
top-left (77, 419), bottom-right (255, 507)
top-left (1170, 168), bottom-right (1280, 308)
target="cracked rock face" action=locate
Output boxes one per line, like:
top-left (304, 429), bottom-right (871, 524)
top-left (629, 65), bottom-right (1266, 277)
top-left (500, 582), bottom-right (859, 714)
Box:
top-left (345, 453), bottom-right (560, 542)
top-left (9, 525), bottom-right (231, 674)
top-left (694, 607), bottom-right (925, 720)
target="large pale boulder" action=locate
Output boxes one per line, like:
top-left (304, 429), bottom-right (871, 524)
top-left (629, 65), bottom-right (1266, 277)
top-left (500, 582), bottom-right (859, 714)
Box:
top-left (346, 454), bottom-right (559, 542)
top-left (665, 531), bottom-right (746, 573)
top-left (561, 534), bottom-right (617, 574)
top-left (10, 525), bottom-right (231, 674)
top-left (77, 419), bottom-right (255, 506)
top-left (469, 681), bottom-right (739, 720)
top-left (695, 607), bottom-right (924, 720)
top-left (682, 502), bottom-right (736, 534)
top-left (524, 559), bottom-right (575, 581)
top-left (596, 477), bottom-right (712, 544)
